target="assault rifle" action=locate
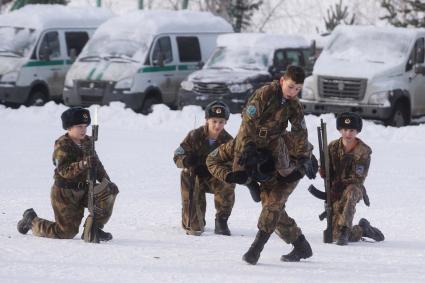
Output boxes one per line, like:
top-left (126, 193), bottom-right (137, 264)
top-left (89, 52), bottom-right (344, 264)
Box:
top-left (84, 108), bottom-right (100, 243)
top-left (308, 119), bottom-right (333, 243)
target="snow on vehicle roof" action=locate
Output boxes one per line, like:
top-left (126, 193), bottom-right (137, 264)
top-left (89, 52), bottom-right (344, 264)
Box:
top-left (0, 4), bottom-right (114, 30)
top-left (217, 33), bottom-right (310, 50)
top-left (93, 9), bottom-right (233, 42)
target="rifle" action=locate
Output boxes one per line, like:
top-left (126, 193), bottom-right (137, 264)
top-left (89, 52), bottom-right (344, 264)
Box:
top-left (84, 107), bottom-right (100, 243)
top-left (308, 119), bottom-right (333, 243)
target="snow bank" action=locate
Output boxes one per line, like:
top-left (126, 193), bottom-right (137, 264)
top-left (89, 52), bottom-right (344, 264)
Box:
top-left (217, 33), bottom-right (309, 50)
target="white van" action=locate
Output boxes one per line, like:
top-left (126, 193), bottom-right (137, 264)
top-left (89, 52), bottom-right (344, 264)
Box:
top-left (301, 25), bottom-right (425, 126)
top-left (0, 5), bottom-right (113, 106)
top-left (62, 10), bottom-right (233, 113)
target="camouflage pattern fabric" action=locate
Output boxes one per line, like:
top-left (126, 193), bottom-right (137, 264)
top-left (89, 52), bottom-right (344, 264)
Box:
top-left (328, 137), bottom-right (372, 242)
top-left (207, 136), bottom-right (309, 244)
top-left (233, 80), bottom-right (308, 171)
top-left (174, 125), bottom-right (234, 233)
top-left (32, 134), bottom-right (117, 239)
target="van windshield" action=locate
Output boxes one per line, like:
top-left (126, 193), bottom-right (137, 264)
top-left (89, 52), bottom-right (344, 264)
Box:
top-left (0, 26), bottom-right (37, 57)
top-left (79, 36), bottom-right (148, 63)
top-left (327, 30), bottom-right (411, 64)
top-left (205, 46), bottom-right (269, 71)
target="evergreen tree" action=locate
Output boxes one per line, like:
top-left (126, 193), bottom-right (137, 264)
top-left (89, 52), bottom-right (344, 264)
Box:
top-left (323, 0), bottom-right (355, 32)
top-left (229, 0), bottom-right (263, 32)
top-left (381, 0), bottom-right (425, 28)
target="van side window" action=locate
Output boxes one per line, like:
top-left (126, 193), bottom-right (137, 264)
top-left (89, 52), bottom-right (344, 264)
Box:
top-left (65, 32), bottom-right (89, 56)
top-left (152, 36), bottom-right (173, 65)
top-left (406, 38), bottom-right (424, 71)
top-left (176, 36), bottom-right (201, 62)
top-left (39, 31), bottom-right (60, 59)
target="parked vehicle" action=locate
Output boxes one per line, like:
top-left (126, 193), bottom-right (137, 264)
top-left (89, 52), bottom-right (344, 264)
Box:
top-left (301, 25), bottom-right (425, 126)
top-left (177, 33), bottom-right (313, 113)
top-left (63, 10), bottom-right (233, 114)
top-left (0, 5), bottom-right (113, 106)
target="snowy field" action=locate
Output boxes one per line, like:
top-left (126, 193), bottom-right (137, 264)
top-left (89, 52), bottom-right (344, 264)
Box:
top-left (0, 102), bottom-right (424, 283)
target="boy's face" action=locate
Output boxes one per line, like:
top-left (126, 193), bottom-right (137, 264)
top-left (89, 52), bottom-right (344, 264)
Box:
top-left (280, 77), bottom-right (302, 100)
top-left (207, 117), bottom-right (226, 136)
top-left (339, 128), bottom-right (358, 142)
top-left (67, 124), bottom-right (88, 141)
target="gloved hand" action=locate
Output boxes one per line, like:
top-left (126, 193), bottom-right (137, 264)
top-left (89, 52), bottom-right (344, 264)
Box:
top-left (301, 155), bottom-right (318, 179)
top-left (238, 142), bottom-right (257, 167)
top-left (183, 154), bottom-right (199, 168)
top-left (225, 171), bottom-right (249, 184)
top-left (194, 165), bottom-right (211, 178)
top-left (80, 155), bottom-right (97, 169)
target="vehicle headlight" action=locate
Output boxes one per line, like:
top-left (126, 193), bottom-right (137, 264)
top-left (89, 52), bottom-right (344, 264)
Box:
top-left (64, 76), bottom-right (74, 88)
top-left (115, 77), bottom-right (133, 90)
top-left (301, 86), bottom-right (314, 100)
top-left (1, 71), bottom-right (19, 83)
top-left (181, 80), bottom-right (194, 91)
top-left (368, 91), bottom-right (390, 107)
top-left (229, 83), bottom-right (252, 93)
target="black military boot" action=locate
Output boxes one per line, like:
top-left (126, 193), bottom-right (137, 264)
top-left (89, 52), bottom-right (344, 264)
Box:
top-left (17, 208), bottom-right (37, 234)
top-left (281, 234), bottom-right (313, 262)
top-left (97, 228), bottom-right (113, 241)
top-left (359, 218), bottom-right (385, 242)
top-left (336, 226), bottom-right (349, 246)
top-left (242, 230), bottom-right (271, 265)
top-left (215, 216), bottom-right (231, 236)
top-left (246, 181), bottom-right (261, 202)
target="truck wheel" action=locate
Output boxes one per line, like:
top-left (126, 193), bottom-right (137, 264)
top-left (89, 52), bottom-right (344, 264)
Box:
top-left (27, 91), bottom-right (47, 107)
top-left (385, 101), bottom-right (410, 127)
top-left (141, 95), bottom-right (161, 115)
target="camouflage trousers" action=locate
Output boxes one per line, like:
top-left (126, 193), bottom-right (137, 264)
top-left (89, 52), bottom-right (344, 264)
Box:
top-left (180, 171), bottom-right (235, 232)
top-left (32, 184), bottom-right (118, 239)
top-left (258, 178), bottom-right (302, 244)
top-left (332, 184), bottom-right (363, 242)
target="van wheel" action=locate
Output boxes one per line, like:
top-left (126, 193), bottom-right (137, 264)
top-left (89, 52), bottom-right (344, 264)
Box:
top-left (141, 95), bottom-right (161, 115)
top-left (385, 101), bottom-right (410, 127)
top-left (27, 91), bottom-right (47, 107)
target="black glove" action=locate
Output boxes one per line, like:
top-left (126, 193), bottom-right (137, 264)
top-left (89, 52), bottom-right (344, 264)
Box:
top-left (80, 155), bottom-right (97, 169)
top-left (193, 165), bottom-right (211, 178)
top-left (246, 181), bottom-right (261, 202)
top-left (183, 154), bottom-right (199, 168)
top-left (225, 171), bottom-right (249, 184)
top-left (238, 142), bottom-right (257, 167)
top-left (277, 170), bottom-right (303, 183)
top-left (301, 155), bottom-right (318, 179)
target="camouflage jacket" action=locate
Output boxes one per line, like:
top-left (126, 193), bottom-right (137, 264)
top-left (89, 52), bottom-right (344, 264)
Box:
top-left (235, 80), bottom-right (308, 157)
top-left (53, 134), bottom-right (109, 186)
top-left (173, 125), bottom-right (233, 171)
top-left (207, 132), bottom-right (313, 182)
top-left (328, 137), bottom-right (371, 188)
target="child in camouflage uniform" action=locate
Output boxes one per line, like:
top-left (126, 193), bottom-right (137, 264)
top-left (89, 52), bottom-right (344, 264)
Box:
top-left (207, 131), bottom-right (318, 265)
top-left (321, 112), bottom-right (384, 245)
top-left (173, 101), bottom-right (235, 236)
top-left (17, 107), bottom-right (118, 241)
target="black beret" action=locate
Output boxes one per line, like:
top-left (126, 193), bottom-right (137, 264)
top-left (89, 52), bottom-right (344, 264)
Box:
top-left (336, 112), bottom-right (362, 132)
top-left (205, 101), bottom-right (230, 120)
top-left (61, 107), bottom-right (91, 130)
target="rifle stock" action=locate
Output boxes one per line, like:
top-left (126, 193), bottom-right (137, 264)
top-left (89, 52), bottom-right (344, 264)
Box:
top-left (318, 119), bottom-right (333, 244)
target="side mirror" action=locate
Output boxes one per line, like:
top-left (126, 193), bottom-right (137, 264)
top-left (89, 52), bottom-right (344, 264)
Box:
top-left (40, 46), bottom-right (51, 61)
top-left (414, 64), bottom-right (425, 75)
top-left (197, 61), bottom-right (204, 69)
top-left (69, 48), bottom-right (77, 62)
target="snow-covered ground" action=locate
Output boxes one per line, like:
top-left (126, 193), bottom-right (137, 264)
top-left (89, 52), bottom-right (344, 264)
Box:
top-left (0, 102), bottom-right (424, 282)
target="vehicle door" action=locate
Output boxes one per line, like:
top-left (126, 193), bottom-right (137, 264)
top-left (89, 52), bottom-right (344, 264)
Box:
top-left (407, 37), bottom-right (425, 115)
top-left (149, 35), bottom-right (176, 104)
top-left (32, 30), bottom-right (66, 99)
